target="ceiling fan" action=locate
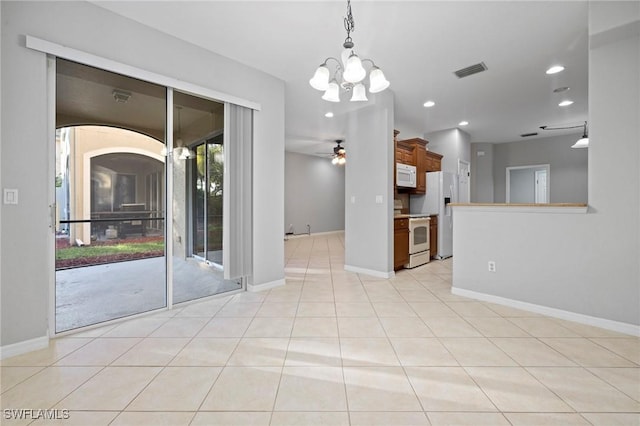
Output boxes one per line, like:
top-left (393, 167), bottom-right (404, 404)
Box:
top-left (316, 140), bottom-right (347, 165)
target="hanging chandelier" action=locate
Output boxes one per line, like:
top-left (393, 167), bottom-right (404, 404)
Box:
top-left (309, 0), bottom-right (390, 102)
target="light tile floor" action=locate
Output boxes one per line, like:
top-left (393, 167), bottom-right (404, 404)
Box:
top-left (2, 233), bottom-right (639, 425)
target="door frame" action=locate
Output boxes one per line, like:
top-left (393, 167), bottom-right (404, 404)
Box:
top-left (505, 164), bottom-right (550, 203)
top-left (457, 159), bottom-right (471, 203)
top-left (188, 129), bottom-right (225, 267)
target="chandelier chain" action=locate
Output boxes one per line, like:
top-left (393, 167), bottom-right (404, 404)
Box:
top-left (344, 0), bottom-right (355, 44)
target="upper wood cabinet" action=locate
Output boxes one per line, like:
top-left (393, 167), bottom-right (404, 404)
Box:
top-left (395, 140), bottom-right (416, 166)
top-left (397, 138), bottom-right (428, 194)
top-left (425, 150), bottom-right (443, 172)
top-left (394, 132), bottom-right (442, 194)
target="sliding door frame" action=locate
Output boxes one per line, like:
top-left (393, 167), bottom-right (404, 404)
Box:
top-left (40, 37), bottom-right (258, 338)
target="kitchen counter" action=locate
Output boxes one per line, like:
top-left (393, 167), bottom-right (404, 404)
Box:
top-left (394, 213), bottom-right (435, 219)
top-left (450, 203), bottom-right (587, 214)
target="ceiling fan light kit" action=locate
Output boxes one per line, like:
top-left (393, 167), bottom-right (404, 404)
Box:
top-left (309, 0), bottom-right (389, 103)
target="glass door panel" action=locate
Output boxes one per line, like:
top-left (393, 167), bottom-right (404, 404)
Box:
top-left (55, 59), bottom-right (167, 333)
top-left (172, 91), bottom-right (241, 304)
top-left (193, 144), bottom-right (207, 258)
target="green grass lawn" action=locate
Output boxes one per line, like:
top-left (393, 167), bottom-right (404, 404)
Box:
top-left (56, 240), bottom-right (165, 261)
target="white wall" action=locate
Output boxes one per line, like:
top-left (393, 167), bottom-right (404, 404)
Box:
top-left (344, 91), bottom-right (395, 277)
top-left (424, 128), bottom-right (471, 174)
top-left (452, 2), bottom-right (640, 330)
top-left (285, 151), bottom-right (345, 234)
top-left (470, 143), bottom-right (494, 202)
top-left (0, 1), bottom-right (285, 347)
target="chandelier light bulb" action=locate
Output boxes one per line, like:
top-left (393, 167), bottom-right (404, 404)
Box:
top-left (368, 66), bottom-right (390, 93)
top-left (322, 79), bottom-right (341, 102)
top-left (309, 64), bottom-right (330, 91)
top-left (350, 83), bottom-right (368, 102)
top-left (338, 156), bottom-right (346, 165)
top-left (343, 52), bottom-right (366, 83)
top-left (332, 157), bottom-right (339, 165)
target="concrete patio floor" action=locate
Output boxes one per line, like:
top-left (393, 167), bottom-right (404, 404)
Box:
top-left (55, 256), bottom-right (241, 332)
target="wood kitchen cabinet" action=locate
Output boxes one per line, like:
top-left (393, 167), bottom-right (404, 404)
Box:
top-left (395, 140), bottom-right (416, 166)
top-left (394, 134), bottom-right (442, 194)
top-left (397, 138), bottom-right (428, 194)
top-left (394, 218), bottom-right (409, 270)
top-left (425, 151), bottom-right (443, 172)
top-left (429, 215), bottom-right (438, 259)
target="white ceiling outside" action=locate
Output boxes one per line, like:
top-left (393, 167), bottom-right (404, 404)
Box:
top-left (92, 1), bottom-right (589, 156)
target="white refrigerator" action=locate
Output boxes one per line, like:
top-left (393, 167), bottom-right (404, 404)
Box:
top-left (414, 171), bottom-right (458, 259)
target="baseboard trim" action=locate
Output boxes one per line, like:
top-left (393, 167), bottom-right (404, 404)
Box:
top-left (247, 278), bottom-right (285, 292)
top-left (344, 265), bottom-right (395, 279)
top-left (0, 335), bottom-right (49, 360)
top-left (452, 287), bottom-right (640, 337)
top-left (284, 230), bottom-right (344, 240)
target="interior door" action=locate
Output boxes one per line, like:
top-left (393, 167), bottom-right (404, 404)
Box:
top-left (535, 169), bottom-right (548, 203)
top-left (458, 160), bottom-right (470, 203)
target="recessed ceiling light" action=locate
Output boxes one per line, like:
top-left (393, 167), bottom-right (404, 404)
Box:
top-left (558, 100), bottom-right (574, 107)
top-left (553, 86), bottom-right (570, 93)
top-left (423, 100), bottom-right (435, 108)
top-left (324, 112), bottom-right (334, 118)
top-left (546, 65), bottom-right (565, 74)
top-left (459, 121), bottom-right (469, 126)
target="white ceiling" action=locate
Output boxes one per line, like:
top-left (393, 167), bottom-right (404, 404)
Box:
top-left (93, 1), bottom-right (589, 156)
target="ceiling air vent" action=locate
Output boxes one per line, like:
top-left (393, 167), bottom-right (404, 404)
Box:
top-left (520, 132), bottom-right (538, 138)
top-left (454, 62), bottom-right (488, 78)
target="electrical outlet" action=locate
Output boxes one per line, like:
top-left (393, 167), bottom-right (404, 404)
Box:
top-left (488, 261), bottom-right (496, 272)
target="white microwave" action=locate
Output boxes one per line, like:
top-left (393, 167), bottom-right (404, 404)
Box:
top-left (396, 163), bottom-right (417, 188)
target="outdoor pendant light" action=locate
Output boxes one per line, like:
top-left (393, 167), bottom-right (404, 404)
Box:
top-left (309, 0), bottom-right (389, 102)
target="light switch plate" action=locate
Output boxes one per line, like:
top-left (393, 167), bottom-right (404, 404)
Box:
top-left (375, 195), bottom-right (383, 204)
top-left (3, 188), bottom-right (18, 205)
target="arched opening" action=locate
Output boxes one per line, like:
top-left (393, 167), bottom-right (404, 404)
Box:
top-left (56, 125), bottom-right (165, 256)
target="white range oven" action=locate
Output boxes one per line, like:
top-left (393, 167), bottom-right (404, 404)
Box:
top-left (405, 216), bottom-right (430, 268)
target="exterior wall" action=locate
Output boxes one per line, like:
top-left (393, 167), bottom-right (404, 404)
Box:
top-left (66, 126), bottom-right (164, 243)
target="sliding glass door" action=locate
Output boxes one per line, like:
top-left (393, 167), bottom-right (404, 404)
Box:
top-left (54, 62), bottom-right (244, 334)
top-left (171, 91), bottom-right (241, 304)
